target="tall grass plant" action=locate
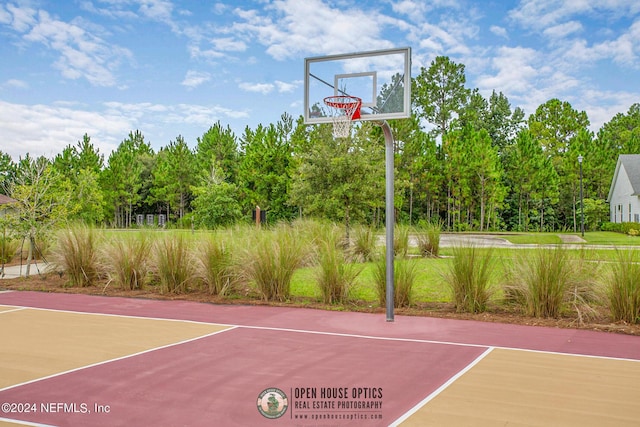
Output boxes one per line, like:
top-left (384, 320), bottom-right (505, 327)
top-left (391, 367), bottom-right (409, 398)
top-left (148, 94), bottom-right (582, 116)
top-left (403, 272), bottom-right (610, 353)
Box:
top-left (101, 232), bottom-right (152, 291)
top-left (50, 224), bottom-right (99, 287)
top-left (152, 234), bottom-right (196, 294)
top-left (605, 250), bottom-right (640, 324)
top-left (373, 256), bottom-right (418, 308)
top-left (242, 224), bottom-right (309, 301)
top-left (441, 244), bottom-right (495, 313)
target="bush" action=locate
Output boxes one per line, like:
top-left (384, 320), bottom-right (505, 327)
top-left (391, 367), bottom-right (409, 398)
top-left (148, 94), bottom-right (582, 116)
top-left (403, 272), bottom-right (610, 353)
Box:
top-left (600, 221), bottom-right (640, 234)
top-left (242, 224), bottom-right (309, 302)
top-left (605, 250), bottom-right (640, 324)
top-left (195, 235), bottom-right (238, 296)
top-left (315, 239), bottom-right (362, 304)
top-left (151, 234), bottom-right (196, 294)
top-left (394, 224), bottom-right (410, 258)
top-left (442, 244), bottom-right (494, 313)
top-left (349, 225), bottom-right (377, 262)
top-left (373, 257), bottom-right (418, 308)
top-left (50, 225), bottom-right (99, 287)
top-left (504, 248), bottom-right (577, 318)
top-left (0, 236), bottom-right (18, 264)
top-left (415, 221), bottom-right (441, 258)
top-left (101, 232), bottom-right (152, 291)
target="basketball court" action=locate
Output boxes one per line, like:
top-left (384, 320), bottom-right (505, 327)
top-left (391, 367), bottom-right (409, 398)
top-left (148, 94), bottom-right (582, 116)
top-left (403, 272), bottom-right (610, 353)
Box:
top-left (2, 48), bottom-right (639, 426)
top-left (1, 290), bottom-right (639, 426)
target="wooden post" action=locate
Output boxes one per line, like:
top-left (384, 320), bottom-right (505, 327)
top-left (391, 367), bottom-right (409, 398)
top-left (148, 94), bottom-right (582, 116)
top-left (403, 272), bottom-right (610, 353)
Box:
top-left (256, 205), bottom-right (261, 228)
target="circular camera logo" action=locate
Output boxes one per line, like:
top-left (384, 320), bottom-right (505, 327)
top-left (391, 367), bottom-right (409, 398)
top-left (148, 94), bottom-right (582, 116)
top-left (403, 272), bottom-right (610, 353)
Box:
top-left (257, 388), bottom-right (288, 419)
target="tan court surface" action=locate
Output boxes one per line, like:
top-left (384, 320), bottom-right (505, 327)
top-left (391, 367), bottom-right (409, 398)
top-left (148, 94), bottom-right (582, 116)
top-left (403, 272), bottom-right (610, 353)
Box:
top-left (401, 348), bottom-right (640, 426)
top-left (0, 306), bottom-right (230, 390)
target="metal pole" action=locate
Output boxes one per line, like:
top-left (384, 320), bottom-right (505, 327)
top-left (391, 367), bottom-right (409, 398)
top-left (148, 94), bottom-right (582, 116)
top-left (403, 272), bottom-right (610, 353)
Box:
top-left (380, 121), bottom-right (395, 322)
top-left (578, 156), bottom-right (584, 237)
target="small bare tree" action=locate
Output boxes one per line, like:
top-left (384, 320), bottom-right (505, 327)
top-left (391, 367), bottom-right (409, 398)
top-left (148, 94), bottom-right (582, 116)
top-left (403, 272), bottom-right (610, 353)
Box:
top-left (7, 156), bottom-right (69, 277)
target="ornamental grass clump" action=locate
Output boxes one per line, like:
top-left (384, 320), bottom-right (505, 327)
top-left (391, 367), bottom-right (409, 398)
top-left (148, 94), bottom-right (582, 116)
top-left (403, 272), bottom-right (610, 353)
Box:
top-left (349, 225), bottom-right (377, 263)
top-left (243, 224), bottom-right (309, 302)
top-left (101, 232), bottom-right (152, 291)
top-left (50, 224), bottom-right (100, 287)
top-left (373, 256), bottom-right (418, 308)
top-left (315, 239), bottom-right (362, 304)
top-left (415, 221), bottom-right (441, 258)
top-left (195, 234), bottom-right (238, 296)
top-left (605, 250), bottom-right (640, 324)
top-left (504, 247), bottom-right (573, 318)
top-left (152, 233), bottom-right (196, 294)
top-left (442, 244), bottom-right (495, 313)
top-left (393, 224), bottom-right (410, 258)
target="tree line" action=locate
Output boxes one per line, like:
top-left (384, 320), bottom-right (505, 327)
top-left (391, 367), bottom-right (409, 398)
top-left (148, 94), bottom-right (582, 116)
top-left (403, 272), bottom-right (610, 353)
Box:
top-left (1, 56), bottom-right (640, 235)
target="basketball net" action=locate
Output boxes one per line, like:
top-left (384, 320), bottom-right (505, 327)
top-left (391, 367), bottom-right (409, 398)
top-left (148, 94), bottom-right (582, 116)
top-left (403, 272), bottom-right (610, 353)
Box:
top-left (323, 96), bottom-right (362, 139)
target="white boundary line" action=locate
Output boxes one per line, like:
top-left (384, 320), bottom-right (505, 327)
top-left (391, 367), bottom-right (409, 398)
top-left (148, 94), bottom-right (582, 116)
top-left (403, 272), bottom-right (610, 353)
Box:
top-left (0, 307), bottom-right (27, 315)
top-left (0, 416), bottom-right (57, 427)
top-left (0, 326), bottom-right (237, 393)
top-left (0, 417), bottom-right (57, 427)
top-left (3, 305), bottom-right (640, 363)
top-left (388, 347), bottom-right (495, 427)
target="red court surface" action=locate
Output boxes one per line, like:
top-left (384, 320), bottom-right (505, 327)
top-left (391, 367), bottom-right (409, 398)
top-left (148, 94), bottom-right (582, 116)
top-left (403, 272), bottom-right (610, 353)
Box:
top-left (1, 290), bottom-right (639, 427)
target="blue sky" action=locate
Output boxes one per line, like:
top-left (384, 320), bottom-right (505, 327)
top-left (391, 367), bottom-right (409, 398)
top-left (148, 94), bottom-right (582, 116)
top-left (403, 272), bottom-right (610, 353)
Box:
top-left (0, 0), bottom-right (639, 160)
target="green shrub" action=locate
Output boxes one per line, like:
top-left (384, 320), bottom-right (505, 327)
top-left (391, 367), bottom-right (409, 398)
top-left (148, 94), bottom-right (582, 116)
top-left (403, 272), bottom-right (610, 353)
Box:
top-left (373, 257), bottom-right (418, 308)
top-left (242, 224), bottom-right (309, 302)
top-left (50, 225), bottom-right (99, 287)
top-left (394, 224), bottom-right (410, 258)
top-left (101, 232), bottom-right (152, 291)
top-left (504, 248), bottom-right (573, 318)
top-left (605, 250), bottom-right (640, 324)
top-left (195, 235), bottom-right (238, 296)
top-left (349, 225), bottom-right (377, 262)
top-left (415, 221), bottom-right (441, 258)
top-left (442, 245), bottom-right (494, 313)
top-left (151, 234), bottom-right (196, 294)
top-left (0, 236), bottom-right (18, 264)
top-left (315, 239), bottom-right (362, 304)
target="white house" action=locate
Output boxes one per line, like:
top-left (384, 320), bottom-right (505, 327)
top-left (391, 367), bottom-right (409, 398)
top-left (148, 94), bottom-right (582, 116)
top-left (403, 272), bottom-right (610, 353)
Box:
top-left (607, 154), bottom-right (640, 223)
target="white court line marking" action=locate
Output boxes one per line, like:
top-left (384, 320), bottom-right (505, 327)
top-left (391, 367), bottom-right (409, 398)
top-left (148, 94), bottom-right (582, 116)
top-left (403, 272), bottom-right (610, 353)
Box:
top-left (0, 326), bottom-right (237, 393)
top-left (388, 346), bottom-right (495, 427)
top-left (0, 307), bottom-right (27, 315)
top-left (0, 417), bottom-right (57, 427)
top-left (3, 305), bottom-right (640, 363)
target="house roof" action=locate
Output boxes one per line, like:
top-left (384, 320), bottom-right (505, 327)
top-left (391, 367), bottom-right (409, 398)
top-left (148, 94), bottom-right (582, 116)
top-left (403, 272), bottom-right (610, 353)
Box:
top-left (607, 154), bottom-right (640, 202)
top-left (0, 194), bottom-right (17, 205)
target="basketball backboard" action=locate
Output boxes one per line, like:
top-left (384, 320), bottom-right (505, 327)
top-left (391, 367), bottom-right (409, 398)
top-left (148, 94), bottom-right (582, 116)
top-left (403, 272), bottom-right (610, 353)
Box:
top-left (304, 47), bottom-right (411, 124)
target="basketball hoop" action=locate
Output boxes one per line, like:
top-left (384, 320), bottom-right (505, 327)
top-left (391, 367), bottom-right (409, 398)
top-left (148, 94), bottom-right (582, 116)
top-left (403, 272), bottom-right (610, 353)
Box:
top-left (323, 95), bottom-right (362, 138)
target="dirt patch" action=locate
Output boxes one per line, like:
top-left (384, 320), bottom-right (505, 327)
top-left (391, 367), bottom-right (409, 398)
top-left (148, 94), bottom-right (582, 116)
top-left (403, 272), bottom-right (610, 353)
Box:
top-left (1, 273), bottom-right (639, 336)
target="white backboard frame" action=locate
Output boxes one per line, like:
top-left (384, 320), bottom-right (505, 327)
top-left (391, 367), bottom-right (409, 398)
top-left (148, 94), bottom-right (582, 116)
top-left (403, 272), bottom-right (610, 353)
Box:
top-left (304, 47), bottom-right (411, 124)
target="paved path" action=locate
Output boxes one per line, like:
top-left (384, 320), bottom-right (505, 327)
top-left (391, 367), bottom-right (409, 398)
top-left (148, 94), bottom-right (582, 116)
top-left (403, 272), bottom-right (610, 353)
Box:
top-left (0, 262), bottom-right (50, 279)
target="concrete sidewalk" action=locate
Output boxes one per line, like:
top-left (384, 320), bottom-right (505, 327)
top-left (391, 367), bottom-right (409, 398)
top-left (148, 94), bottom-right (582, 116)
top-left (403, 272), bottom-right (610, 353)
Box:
top-left (0, 262), bottom-right (50, 279)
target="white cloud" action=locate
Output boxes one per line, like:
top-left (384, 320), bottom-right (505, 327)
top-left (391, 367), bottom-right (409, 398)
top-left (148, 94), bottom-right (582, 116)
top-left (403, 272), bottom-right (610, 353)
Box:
top-left (509, 0), bottom-right (640, 32)
top-left (0, 100), bottom-right (126, 160)
top-left (239, 82), bottom-right (274, 94)
top-left (3, 79), bottom-right (29, 89)
top-left (3, 3), bottom-right (37, 32)
top-left (490, 25), bottom-right (508, 38)
top-left (0, 100), bottom-right (249, 160)
top-left (275, 80), bottom-right (299, 93)
top-left (543, 20), bottom-right (583, 39)
top-left (1, 5), bottom-right (132, 87)
top-left (210, 37), bottom-right (247, 52)
top-left (181, 70), bottom-right (211, 89)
